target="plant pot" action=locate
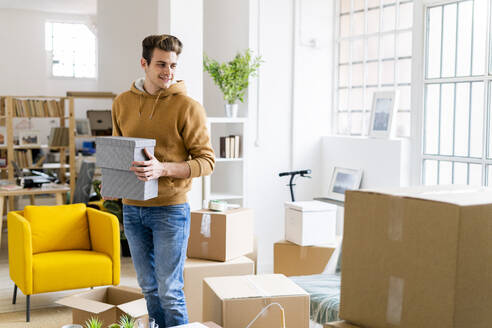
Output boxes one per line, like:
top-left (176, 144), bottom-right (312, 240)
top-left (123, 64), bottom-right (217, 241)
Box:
top-left (121, 238), bottom-right (131, 257)
top-left (225, 103), bottom-right (238, 117)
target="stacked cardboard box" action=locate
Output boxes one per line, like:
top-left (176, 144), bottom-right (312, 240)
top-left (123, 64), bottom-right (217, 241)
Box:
top-left (340, 186), bottom-right (492, 328)
top-left (203, 274), bottom-right (310, 328)
top-left (186, 208), bottom-right (256, 322)
top-left (274, 200), bottom-right (337, 276)
top-left (324, 321), bottom-right (361, 328)
top-left (96, 136), bottom-right (158, 200)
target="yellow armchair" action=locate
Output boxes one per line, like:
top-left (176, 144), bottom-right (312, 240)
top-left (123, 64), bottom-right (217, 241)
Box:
top-left (8, 203), bottom-right (120, 322)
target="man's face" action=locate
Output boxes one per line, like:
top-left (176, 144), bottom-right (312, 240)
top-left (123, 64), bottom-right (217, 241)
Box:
top-left (141, 48), bottom-right (178, 90)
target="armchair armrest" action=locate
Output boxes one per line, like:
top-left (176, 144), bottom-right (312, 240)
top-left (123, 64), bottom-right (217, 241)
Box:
top-left (87, 208), bottom-right (120, 285)
top-left (8, 211), bottom-right (33, 295)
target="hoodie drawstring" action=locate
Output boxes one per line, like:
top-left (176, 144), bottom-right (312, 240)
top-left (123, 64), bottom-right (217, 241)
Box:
top-left (149, 89), bottom-right (164, 119)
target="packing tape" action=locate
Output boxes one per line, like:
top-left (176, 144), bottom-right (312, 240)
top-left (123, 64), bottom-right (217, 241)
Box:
top-left (386, 276), bottom-right (404, 326)
top-left (200, 213), bottom-right (211, 238)
top-left (388, 199), bottom-right (404, 241)
top-left (246, 276), bottom-right (273, 306)
top-left (200, 241), bottom-right (209, 254)
top-left (300, 247), bottom-right (308, 260)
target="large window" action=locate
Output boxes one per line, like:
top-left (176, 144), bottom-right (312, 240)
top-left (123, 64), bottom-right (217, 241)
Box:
top-left (45, 22), bottom-right (96, 78)
top-left (336, 0), bottom-right (413, 136)
top-left (422, 0), bottom-right (491, 186)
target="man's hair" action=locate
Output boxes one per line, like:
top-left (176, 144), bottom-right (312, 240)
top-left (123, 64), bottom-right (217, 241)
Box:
top-left (142, 34), bottom-right (183, 64)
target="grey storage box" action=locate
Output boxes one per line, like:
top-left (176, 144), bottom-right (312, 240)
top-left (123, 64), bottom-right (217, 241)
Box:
top-left (96, 136), bottom-right (158, 201)
top-left (101, 168), bottom-right (158, 201)
top-left (96, 137), bottom-right (156, 171)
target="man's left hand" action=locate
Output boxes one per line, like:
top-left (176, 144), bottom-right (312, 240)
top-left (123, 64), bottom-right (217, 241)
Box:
top-left (130, 148), bottom-right (168, 181)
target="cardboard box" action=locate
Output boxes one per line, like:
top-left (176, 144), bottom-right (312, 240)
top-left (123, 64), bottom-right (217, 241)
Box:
top-left (284, 201), bottom-right (337, 246)
top-left (57, 286), bottom-right (147, 326)
top-left (184, 256), bottom-right (254, 322)
top-left (274, 240), bottom-right (335, 276)
top-left (187, 208), bottom-right (254, 261)
top-left (203, 274), bottom-right (309, 328)
top-left (96, 137), bottom-right (158, 200)
top-left (324, 321), bottom-right (362, 328)
top-left (340, 186), bottom-right (492, 328)
top-left (96, 136), bottom-right (155, 171)
top-left (171, 322), bottom-right (222, 328)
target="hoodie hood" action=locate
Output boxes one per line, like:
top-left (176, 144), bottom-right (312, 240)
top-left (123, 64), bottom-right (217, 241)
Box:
top-left (130, 78), bottom-right (187, 118)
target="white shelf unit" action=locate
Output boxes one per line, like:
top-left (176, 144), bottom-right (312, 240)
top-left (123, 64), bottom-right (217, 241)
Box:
top-left (203, 117), bottom-right (247, 207)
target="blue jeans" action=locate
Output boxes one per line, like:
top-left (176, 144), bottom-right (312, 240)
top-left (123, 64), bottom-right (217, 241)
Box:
top-left (123, 203), bottom-right (190, 328)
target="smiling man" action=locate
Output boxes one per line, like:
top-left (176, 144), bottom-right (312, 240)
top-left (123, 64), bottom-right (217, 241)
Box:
top-left (110, 34), bottom-right (215, 327)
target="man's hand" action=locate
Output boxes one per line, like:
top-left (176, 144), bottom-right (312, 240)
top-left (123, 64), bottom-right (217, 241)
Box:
top-left (130, 148), bottom-right (167, 181)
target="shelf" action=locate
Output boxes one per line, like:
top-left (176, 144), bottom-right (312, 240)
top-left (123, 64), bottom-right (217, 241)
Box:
top-left (215, 157), bottom-right (243, 162)
top-left (75, 135), bottom-right (95, 139)
top-left (10, 145), bottom-right (68, 150)
top-left (209, 193), bottom-right (244, 200)
top-left (208, 117), bottom-right (247, 124)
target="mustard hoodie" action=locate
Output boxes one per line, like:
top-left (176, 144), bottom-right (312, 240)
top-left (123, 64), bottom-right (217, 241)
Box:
top-left (111, 80), bottom-right (215, 206)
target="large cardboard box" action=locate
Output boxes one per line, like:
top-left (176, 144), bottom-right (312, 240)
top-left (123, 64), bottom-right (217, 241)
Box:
top-left (324, 321), bottom-right (361, 328)
top-left (340, 186), bottom-right (492, 328)
top-left (203, 274), bottom-right (309, 328)
top-left (274, 240), bottom-right (335, 276)
top-left (57, 286), bottom-right (147, 326)
top-left (184, 256), bottom-right (255, 322)
top-left (187, 208), bottom-right (254, 261)
top-left (284, 201), bottom-right (337, 246)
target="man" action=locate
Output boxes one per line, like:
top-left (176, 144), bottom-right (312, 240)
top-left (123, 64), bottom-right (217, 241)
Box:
top-left (110, 34), bottom-right (215, 327)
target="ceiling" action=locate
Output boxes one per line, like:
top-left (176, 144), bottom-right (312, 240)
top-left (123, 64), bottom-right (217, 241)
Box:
top-left (0, 0), bottom-right (96, 15)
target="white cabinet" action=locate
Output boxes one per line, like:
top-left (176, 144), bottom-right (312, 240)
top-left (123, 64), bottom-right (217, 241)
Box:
top-left (203, 117), bottom-right (247, 207)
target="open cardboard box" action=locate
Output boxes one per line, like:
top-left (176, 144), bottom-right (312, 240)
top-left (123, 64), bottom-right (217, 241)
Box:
top-left (57, 286), bottom-right (147, 326)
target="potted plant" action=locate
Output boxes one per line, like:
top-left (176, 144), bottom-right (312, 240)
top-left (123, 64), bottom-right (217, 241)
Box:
top-left (203, 49), bottom-right (262, 117)
top-left (117, 315), bottom-right (137, 328)
top-left (84, 317), bottom-right (103, 328)
top-left (92, 180), bottom-right (131, 257)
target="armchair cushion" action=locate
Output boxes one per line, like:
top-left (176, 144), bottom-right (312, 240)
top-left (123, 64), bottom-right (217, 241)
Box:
top-left (24, 203), bottom-right (91, 254)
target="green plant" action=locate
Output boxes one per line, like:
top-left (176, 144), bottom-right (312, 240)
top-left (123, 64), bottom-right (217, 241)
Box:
top-left (92, 180), bottom-right (124, 239)
top-left (203, 49), bottom-right (262, 104)
top-left (108, 324), bottom-right (121, 328)
top-left (85, 316), bottom-right (103, 328)
top-left (118, 315), bottom-right (137, 328)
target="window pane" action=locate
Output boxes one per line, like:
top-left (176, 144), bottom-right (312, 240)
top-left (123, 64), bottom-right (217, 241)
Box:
top-left (398, 85), bottom-right (411, 110)
top-left (352, 64), bottom-right (364, 86)
top-left (340, 40), bottom-right (350, 64)
top-left (489, 83), bottom-right (492, 158)
top-left (456, 1), bottom-right (473, 76)
top-left (340, 14), bottom-right (351, 38)
top-left (454, 83), bottom-right (470, 157)
top-left (365, 87), bottom-right (377, 110)
top-left (339, 65), bottom-right (349, 87)
top-left (399, 2), bottom-right (413, 30)
top-left (440, 83), bottom-right (454, 156)
top-left (488, 165), bottom-right (492, 186)
top-left (351, 88), bottom-right (364, 110)
top-left (398, 31), bottom-right (412, 57)
top-left (354, 0), bottom-right (365, 11)
top-left (367, 9), bottom-right (380, 34)
top-left (367, 62), bottom-right (379, 85)
top-left (425, 84), bottom-right (440, 154)
top-left (340, 0), bottom-right (350, 14)
top-left (339, 89), bottom-right (348, 111)
top-left (424, 160), bottom-right (438, 185)
top-left (397, 58), bottom-right (412, 84)
top-left (472, 0), bottom-right (487, 75)
top-left (469, 164), bottom-right (482, 186)
top-left (368, 0), bottom-right (380, 8)
top-left (454, 162), bottom-right (468, 185)
top-left (353, 12), bottom-right (365, 36)
top-left (382, 34), bottom-right (395, 59)
top-left (395, 111), bottom-right (410, 137)
top-left (427, 6), bottom-right (442, 79)
top-left (351, 112), bottom-right (364, 134)
top-left (439, 161), bottom-right (453, 185)
top-left (469, 82), bottom-right (484, 158)
top-left (338, 112), bottom-right (350, 134)
top-left (367, 36), bottom-right (379, 61)
top-left (441, 3), bottom-right (457, 77)
top-left (382, 5), bottom-right (396, 32)
top-left (352, 39), bottom-right (364, 62)
top-left (381, 60), bottom-right (395, 85)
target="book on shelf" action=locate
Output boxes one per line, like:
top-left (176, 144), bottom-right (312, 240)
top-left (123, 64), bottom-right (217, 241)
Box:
top-left (48, 127), bottom-right (69, 147)
top-left (13, 149), bottom-right (33, 168)
top-left (12, 98), bottom-right (63, 117)
top-left (218, 135), bottom-right (241, 159)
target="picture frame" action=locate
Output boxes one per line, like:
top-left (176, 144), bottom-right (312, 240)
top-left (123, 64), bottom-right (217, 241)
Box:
top-left (19, 130), bottom-right (40, 146)
top-left (327, 167), bottom-right (363, 201)
top-left (75, 118), bottom-right (92, 136)
top-left (368, 91), bottom-right (398, 138)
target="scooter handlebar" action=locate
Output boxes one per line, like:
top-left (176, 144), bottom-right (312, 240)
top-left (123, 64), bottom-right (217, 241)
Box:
top-left (279, 169), bottom-right (311, 177)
